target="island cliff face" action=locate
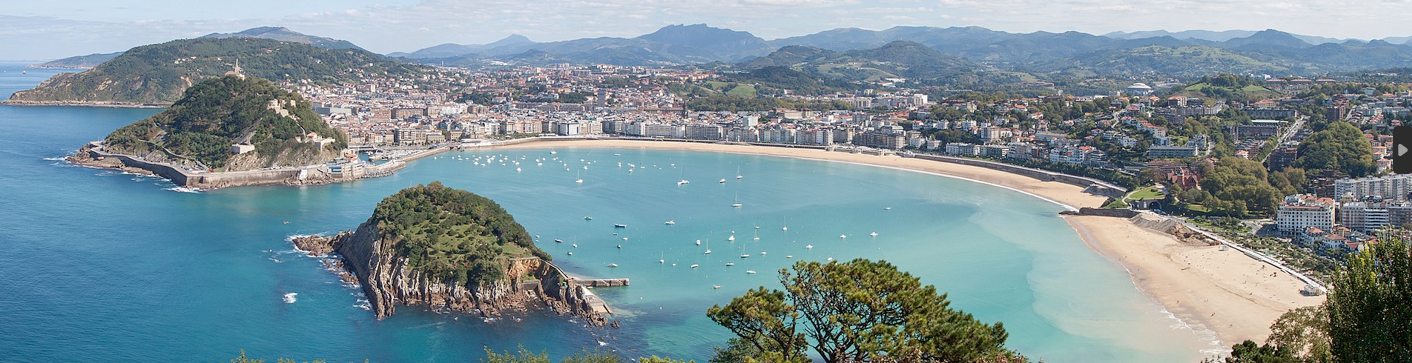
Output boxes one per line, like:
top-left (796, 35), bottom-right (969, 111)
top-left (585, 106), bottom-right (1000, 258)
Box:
top-left (292, 183), bottom-right (612, 325)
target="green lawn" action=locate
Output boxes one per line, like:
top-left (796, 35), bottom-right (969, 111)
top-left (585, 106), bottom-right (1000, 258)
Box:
top-left (1186, 204), bottom-right (1212, 213)
top-left (1127, 186), bottom-right (1164, 201)
top-left (725, 84), bottom-right (757, 98)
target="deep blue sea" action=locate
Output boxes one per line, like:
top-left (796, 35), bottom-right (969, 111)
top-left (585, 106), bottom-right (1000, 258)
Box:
top-left (0, 63), bottom-right (1214, 362)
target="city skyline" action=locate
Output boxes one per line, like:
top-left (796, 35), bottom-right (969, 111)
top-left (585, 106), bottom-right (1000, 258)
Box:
top-left (5, 0), bottom-right (1412, 60)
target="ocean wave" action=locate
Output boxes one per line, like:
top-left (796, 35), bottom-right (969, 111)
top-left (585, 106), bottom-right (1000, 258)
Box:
top-left (42, 156), bottom-right (68, 161)
top-left (164, 186), bottom-right (201, 193)
top-left (1158, 307), bottom-right (1224, 352)
top-left (354, 299), bottom-right (371, 311)
top-left (275, 248), bottom-right (307, 255)
top-left (283, 292), bottom-right (298, 304)
top-left (286, 234), bottom-right (331, 258)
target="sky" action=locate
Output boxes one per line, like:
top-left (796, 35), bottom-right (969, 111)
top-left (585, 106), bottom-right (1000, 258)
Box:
top-left (3, 0), bottom-right (1411, 61)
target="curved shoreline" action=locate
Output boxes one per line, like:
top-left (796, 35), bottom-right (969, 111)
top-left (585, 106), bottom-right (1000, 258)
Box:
top-left (73, 133), bottom-right (1321, 352)
top-left (479, 138), bottom-right (1323, 352)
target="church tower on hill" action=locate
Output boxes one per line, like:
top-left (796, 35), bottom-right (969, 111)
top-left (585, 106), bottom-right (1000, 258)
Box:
top-left (224, 59), bottom-right (246, 80)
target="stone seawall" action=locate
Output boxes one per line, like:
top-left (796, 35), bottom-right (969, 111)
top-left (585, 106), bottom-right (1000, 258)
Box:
top-left (72, 143), bottom-right (390, 190)
top-left (908, 154), bottom-right (1127, 198)
top-left (83, 148), bottom-right (192, 185)
top-left (1060, 207), bottom-right (1141, 218)
top-left (187, 169), bottom-right (301, 189)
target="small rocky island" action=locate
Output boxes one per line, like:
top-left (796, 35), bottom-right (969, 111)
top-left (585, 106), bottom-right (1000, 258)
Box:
top-left (67, 75), bottom-right (389, 189)
top-left (293, 182), bottom-right (616, 325)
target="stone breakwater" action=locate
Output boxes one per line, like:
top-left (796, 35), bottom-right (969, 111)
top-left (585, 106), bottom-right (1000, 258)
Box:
top-left (292, 226), bottom-right (614, 326)
top-left (66, 142), bottom-right (408, 190)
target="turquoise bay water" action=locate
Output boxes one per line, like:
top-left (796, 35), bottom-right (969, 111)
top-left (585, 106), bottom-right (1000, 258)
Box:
top-left (0, 63), bottom-right (1213, 362)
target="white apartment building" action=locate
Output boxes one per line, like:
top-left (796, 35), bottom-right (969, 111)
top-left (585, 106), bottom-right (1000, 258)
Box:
top-left (1276, 194), bottom-right (1338, 235)
top-left (1339, 202), bottom-right (1389, 233)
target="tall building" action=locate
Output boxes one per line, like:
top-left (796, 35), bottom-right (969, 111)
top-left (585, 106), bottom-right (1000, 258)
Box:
top-left (1334, 174), bottom-right (1412, 201)
top-left (684, 124), bottom-right (724, 140)
top-left (1276, 194), bottom-right (1337, 235)
top-left (1269, 146), bottom-right (1299, 171)
top-left (1339, 201), bottom-right (1412, 232)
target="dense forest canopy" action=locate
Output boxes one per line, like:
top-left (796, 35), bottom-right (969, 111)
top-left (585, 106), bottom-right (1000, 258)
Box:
top-left (370, 182), bottom-right (546, 288)
top-left (103, 75), bottom-right (346, 170)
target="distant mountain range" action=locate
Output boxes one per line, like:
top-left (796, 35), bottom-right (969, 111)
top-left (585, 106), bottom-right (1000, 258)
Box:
top-left (398, 24), bottom-right (777, 66)
top-left (199, 26), bottom-right (364, 50)
top-left (741, 41), bottom-right (982, 85)
top-left (20, 25), bottom-right (1412, 103)
top-left (396, 24), bottom-right (1412, 78)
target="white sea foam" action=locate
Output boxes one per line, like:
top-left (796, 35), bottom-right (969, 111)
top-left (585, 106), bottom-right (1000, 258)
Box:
top-left (282, 292), bottom-right (298, 304)
top-left (42, 156), bottom-right (67, 161)
top-left (164, 186), bottom-right (201, 193)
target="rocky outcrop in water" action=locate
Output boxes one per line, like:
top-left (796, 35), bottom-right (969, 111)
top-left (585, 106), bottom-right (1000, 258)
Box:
top-left (292, 226), bottom-right (610, 326)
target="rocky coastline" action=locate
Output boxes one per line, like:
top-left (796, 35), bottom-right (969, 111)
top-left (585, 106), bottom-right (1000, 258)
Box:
top-left (65, 143), bottom-right (406, 190)
top-left (0, 100), bottom-right (168, 108)
top-left (291, 224), bottom-right (612, 326)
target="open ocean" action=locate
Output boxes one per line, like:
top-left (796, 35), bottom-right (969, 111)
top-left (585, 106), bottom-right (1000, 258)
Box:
top-left (0, 63), bottom-right (1214, 362)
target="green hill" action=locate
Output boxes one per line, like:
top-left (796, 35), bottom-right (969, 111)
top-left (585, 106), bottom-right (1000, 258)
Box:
top-left (7, 37), bottom-right (426, 105)
top-left (369, 182), bottom-right (548, 287)
top-left (31, 52), bottom-right (121, 69)
top-left (101, 75), bottom-right (346, 171)
top-left (1036, 45), bottom-right (1289, 77)
top-left (740, 41), bottom-right (984, 87)
top-left (1163, 74), bottom-right (1284, 102)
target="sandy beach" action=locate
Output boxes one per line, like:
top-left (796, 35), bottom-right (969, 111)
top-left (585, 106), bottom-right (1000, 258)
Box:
top-left (494, 139), bottom-right (1323, 347)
